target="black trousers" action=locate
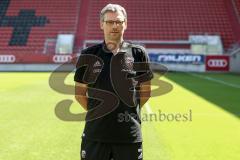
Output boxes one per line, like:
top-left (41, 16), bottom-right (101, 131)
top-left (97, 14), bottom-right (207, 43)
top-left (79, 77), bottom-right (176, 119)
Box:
top-left (80, 138), bottom-right (143, 160)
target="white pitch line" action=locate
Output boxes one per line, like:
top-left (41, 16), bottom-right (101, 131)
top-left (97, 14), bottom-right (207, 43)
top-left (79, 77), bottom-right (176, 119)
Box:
top-left (190, 73), bottom-right (240, 89)
top-left (145, 102), bottom-right (153, 114)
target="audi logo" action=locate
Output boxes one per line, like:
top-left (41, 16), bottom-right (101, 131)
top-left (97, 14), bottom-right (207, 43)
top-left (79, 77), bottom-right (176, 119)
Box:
top-left (207, 59), bottom-right (228, 67)
top-left (53, 55), bottom-right (72, 63)
top-left (0, 55), bottom-right (16, 63)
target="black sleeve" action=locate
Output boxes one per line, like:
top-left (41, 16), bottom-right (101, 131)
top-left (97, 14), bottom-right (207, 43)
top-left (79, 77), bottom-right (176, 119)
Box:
top-left (133, 47), bottom-right (154, 83)
top-left (74, 51), bottom-right (88, 84)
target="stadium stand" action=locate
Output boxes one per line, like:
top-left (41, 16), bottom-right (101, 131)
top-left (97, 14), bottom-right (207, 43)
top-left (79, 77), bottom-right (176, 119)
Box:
top-left (0, 0), bottom-right (80, 54)
top-left (84, 0), bottom-right (239, 49)
top-left (0, 0), bottom-right (240, 55)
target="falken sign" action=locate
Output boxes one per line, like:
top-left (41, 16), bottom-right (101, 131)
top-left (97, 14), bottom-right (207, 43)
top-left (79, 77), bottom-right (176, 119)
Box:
top-left (148, 52), bottom-right (205, 64)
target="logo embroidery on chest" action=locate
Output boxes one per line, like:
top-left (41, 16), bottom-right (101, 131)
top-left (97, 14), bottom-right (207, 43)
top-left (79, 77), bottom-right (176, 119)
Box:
top-left (93, 60), bottom-right (102, 73)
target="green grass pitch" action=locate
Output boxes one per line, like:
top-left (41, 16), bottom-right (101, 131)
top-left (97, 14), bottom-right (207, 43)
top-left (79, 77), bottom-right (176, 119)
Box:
top-left (0, 72), bottom-right (240, 160)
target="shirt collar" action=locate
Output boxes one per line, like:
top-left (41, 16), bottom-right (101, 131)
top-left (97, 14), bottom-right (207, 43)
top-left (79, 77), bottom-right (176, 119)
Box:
top-left (101, 40), bottom-right (129, 55)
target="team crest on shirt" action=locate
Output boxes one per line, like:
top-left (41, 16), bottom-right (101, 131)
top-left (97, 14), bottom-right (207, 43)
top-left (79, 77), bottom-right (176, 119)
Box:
top-left (122, 56), bottom-right (134, 71)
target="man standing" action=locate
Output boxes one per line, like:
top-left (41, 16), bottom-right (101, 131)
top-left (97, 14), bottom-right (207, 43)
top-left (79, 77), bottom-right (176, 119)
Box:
top-left (74, 4), bottom-right (153, 160)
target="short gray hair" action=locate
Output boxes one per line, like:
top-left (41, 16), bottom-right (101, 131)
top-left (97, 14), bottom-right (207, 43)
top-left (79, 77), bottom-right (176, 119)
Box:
top-left (100, 4), bottom-right (127, 22)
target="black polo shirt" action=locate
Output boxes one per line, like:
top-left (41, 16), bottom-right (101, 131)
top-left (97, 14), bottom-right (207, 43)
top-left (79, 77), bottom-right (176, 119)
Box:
top-left (74, 41), bottom-right (153, 143)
